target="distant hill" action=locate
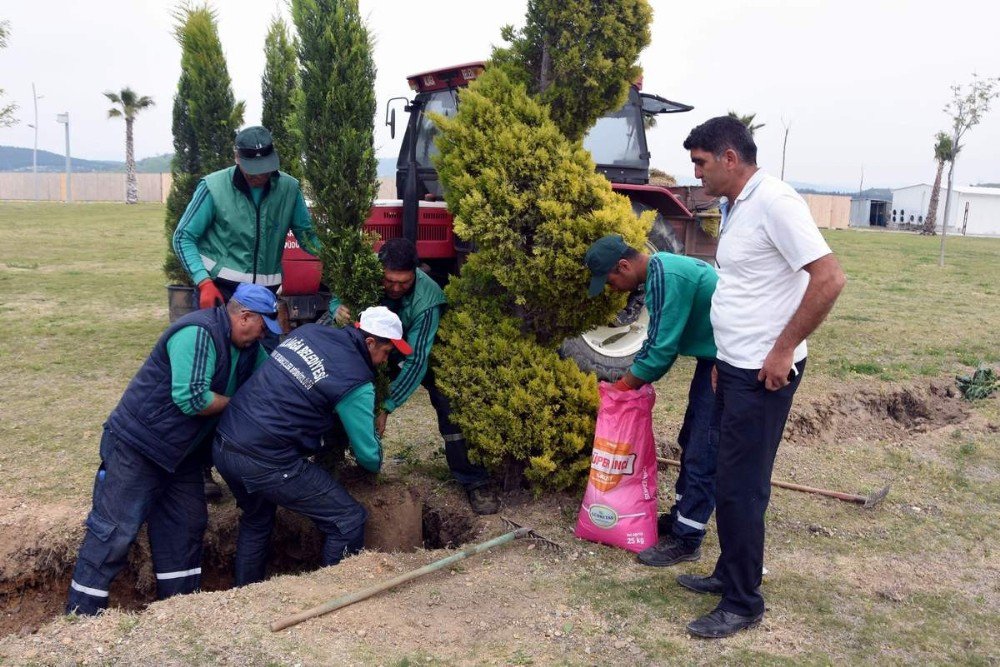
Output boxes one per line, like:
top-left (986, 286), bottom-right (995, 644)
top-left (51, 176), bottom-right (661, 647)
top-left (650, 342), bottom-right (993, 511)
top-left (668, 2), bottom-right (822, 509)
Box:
top-left (0, 145), bottom-right (122, 172)
top-left (135, 154), bottom-right (173, 172)
top-left (0, 145), bottom-right (175, 173)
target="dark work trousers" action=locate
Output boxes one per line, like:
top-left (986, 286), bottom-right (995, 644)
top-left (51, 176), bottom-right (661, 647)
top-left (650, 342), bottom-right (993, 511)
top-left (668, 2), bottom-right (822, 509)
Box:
top-left (665, 357), bottom-right (719, 548)
top-left (213, 435), bottom-right (367, 586)
top-left (394, 363), bottom-right (489, 490)
top-left (711, 358), bottom-right (806, 618)
top-left (66, 426), bottom-right (207, 615)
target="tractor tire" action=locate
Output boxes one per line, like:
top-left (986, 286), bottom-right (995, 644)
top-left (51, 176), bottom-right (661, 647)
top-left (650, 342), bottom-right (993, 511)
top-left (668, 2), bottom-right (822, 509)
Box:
top-left (560, 205), bottom-right (684, 381)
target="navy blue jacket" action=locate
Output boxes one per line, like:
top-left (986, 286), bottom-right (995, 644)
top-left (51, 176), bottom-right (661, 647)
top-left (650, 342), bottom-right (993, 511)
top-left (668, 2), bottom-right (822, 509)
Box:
top-left (218, 325), bottom-right (375, 464)
top-left (107, 306), bottom-right (258, 472)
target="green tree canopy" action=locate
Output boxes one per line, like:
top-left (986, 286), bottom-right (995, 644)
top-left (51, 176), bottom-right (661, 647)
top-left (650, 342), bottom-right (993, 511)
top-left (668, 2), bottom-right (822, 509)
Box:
top-left (292, 0), bottom-right (382, 312)
top-left (433, 65), bottom-right (652, 492)
top-left (492, 0), bottom-right (652, 142)
top-left (0, 20), bottom-right (18, 128)
top-left (262, 16), bottom-right (304, 183)
top-left (727, 110), bottom-right (765, 137)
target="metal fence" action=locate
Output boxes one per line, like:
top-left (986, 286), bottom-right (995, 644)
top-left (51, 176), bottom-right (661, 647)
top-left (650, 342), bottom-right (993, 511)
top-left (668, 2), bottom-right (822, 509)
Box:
top-left (0, 172), bottom-right (172, 203)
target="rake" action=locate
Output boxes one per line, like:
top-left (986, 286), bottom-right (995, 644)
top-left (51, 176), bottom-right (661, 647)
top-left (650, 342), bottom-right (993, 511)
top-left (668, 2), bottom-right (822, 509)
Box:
top-left (270, 516), bottom-right (561, 632)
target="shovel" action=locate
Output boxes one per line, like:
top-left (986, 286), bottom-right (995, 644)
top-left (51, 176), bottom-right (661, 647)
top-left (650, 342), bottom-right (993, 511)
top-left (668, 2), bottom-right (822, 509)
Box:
top-left (656, 457), bottom-right (890, 508)
top-left (270, 517), bottom-right (561, 632)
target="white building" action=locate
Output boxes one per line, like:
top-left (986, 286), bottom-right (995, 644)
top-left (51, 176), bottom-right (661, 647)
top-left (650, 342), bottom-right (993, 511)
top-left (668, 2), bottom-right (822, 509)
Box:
top-left (891, 184), bottom-right (1000, 236)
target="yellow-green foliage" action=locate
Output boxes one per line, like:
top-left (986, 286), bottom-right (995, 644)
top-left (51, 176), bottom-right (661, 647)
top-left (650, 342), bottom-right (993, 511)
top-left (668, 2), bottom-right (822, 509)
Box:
top-left (434, 309), bottom-right (598, 493)
top-left (492, 0), bottom-right (651, 142)
top-left (434, 66), bottom-right (651, 347)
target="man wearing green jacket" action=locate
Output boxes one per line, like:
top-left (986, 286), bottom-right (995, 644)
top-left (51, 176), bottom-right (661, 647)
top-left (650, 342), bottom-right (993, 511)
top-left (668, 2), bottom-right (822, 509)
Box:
top-left (172, 125), bottom-right (319, 309)
top-left (585, 234), bottom-right (719, 566)
top-left (324, 238), bottom-right (498, 515)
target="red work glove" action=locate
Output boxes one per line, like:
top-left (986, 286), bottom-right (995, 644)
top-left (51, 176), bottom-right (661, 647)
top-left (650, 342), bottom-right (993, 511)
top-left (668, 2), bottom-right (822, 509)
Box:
top-left (198, 279), bottom-right (224, 309)
top-left (612, 378), bottom-right (632, 392)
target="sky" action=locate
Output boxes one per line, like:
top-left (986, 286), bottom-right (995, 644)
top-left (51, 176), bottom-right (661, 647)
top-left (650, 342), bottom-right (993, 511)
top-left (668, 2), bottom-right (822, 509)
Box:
top-left (1, 0), bottom-right (998, 191)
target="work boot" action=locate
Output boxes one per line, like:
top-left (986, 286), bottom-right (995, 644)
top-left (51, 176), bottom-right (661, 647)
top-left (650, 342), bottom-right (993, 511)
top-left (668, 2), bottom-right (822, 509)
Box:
top-left (466, 485), bottom-right (500, 515)
top-left (686, 607), bottom-right (763, 639)
top-left (676, 573), bottom-right (724, 595)
top-left (203, 467), bottom-right (223, 502)
top-left (636, 535), bottom-right (700, 567)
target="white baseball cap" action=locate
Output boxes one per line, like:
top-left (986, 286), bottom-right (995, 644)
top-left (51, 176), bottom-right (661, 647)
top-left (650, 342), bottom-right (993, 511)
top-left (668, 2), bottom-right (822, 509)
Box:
top-left (357, 306), bottom-right (413, 355)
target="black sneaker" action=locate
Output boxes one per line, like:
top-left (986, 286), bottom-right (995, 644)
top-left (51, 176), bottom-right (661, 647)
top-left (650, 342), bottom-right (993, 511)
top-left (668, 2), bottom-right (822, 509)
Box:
top-left (686, 607), bottom-right (763, 639)
top-left (676, 573), bottom-right (724, 595)
top-left (466, 485), bottom-right (500, 515)
top-left (636, 536), bottom-right (701, 567)
top-left (204, 468), bottom-right (223, 502)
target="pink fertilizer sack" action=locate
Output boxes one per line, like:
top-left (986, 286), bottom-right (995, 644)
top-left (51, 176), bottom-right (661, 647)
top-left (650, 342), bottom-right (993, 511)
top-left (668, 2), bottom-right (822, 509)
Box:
top-left (575, 382), bottom-right (658, 553)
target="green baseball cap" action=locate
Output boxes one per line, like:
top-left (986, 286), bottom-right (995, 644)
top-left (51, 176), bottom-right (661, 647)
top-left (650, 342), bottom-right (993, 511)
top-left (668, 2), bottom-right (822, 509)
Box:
top-left (234, 126), bottom-right (280, 175)
top-left (585, 234), bottom-right (629, 297)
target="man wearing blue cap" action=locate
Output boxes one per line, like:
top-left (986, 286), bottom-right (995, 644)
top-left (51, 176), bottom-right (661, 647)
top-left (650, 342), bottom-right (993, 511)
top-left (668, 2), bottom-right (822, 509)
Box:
top-left (172, 125), bottom-right (319, 310)
top-left (585, 235), bottom-right (720, 568)
top-left (66, 284), bottom-right (279, 616)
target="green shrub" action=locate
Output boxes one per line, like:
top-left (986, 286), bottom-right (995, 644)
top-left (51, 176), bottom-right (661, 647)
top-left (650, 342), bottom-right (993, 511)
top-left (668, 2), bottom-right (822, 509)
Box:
top-left (434, 309), bottom-right (598, 492)
top-left (434, 66), bottom-right (651, 348)
top-left (492, 0), bottom-right (651, 141)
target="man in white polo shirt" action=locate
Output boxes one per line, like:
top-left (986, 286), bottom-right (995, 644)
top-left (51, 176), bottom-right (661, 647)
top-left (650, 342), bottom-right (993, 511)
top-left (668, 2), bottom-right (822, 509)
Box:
top-left (678, 116), bottom-right (846, 638)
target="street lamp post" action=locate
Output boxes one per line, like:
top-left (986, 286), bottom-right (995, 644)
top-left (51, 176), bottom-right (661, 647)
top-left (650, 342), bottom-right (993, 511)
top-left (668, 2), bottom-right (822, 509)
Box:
top-left (31, 83), bottom-right (42, 201)
top-left (56, 112), bottom-right (71, 203)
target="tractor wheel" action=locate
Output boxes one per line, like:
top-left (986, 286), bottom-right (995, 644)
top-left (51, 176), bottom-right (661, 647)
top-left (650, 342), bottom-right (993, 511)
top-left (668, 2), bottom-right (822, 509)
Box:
top-left (560, 204), bottom-right (684, 381)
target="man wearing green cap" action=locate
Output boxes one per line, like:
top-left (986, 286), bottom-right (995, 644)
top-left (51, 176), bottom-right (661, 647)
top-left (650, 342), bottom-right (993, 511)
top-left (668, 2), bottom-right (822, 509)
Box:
top-left (172, 125), bottom-right (320, 310)
top-left (585, 234), bottom-right (719, 567)
top-left (172, 125), bottom-right (320, 498)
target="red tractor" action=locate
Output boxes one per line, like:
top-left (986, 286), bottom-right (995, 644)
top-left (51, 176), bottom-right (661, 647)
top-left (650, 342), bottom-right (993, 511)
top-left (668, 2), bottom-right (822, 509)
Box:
top-left (281, 62), bottom-right (718, 380)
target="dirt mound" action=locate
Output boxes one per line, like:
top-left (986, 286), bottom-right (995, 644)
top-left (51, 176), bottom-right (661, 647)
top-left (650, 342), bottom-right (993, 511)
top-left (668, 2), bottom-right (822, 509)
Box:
top-left (784, 380), bottom-right (968, 445)
top-left (0, 478), bottom-right (480, 638)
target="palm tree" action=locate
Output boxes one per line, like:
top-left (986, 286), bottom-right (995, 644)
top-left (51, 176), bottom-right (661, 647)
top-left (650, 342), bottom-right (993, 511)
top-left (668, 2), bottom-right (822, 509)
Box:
top-left (923, 131), bottom-right (957, 235)
top-left (104, 87), bottom-right (155, 204)
top-left (727, 110), bottom-right (765, 137)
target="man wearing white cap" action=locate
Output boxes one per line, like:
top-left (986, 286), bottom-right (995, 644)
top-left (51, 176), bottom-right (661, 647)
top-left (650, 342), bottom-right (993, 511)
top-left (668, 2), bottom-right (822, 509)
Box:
top-left (212, 307), bottom-right (412, 584)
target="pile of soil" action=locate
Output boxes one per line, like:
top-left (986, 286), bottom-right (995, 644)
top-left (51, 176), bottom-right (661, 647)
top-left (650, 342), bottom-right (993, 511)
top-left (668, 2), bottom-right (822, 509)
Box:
top-left (784, 380), bottom-right (968, 445)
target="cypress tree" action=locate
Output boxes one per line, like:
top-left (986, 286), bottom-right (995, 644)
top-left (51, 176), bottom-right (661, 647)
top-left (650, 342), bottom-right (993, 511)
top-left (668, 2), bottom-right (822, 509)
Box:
top-left (433, 2), bottom-right (654, 491)
top-left (262, 16), bottom-right (304, 184)
top-left (164, 4), bottom-right (245, 285)
top-left (291, 0), bottom-right (381, 313)
top-left (492, 0), bottom-right (651, 142)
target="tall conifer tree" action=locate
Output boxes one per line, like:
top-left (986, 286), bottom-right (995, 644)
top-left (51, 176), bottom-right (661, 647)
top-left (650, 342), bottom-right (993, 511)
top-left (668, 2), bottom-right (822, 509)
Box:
top-left (262, 16), bottom-right (304, 184)
top-left (291, 0), bottom-right (381, 312)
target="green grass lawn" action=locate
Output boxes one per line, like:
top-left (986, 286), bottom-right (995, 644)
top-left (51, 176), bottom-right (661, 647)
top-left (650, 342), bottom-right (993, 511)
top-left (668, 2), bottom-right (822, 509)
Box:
top-left (1, 203), bottom-right (998, 663)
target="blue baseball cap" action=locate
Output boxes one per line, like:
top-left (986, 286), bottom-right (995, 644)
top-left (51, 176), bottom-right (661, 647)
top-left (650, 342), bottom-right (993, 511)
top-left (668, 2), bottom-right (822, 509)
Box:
top-left (233, 283), bottom-right (282, 335)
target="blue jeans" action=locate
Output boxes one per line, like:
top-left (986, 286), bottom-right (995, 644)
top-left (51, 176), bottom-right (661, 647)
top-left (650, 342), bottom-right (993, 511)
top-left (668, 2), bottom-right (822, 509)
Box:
top-left (665, 357), bottom-right (719, 548)
top-left (66, 426), bottom-right (207, 615)
top-left (213, 435), bottom-right (367, 586)
top-left (711, 358), bottom-right (806, 617)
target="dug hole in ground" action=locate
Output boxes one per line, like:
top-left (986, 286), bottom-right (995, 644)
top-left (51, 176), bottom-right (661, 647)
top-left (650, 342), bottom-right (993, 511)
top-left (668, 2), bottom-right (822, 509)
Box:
top-left (0, 378), bottom-right (994, 664)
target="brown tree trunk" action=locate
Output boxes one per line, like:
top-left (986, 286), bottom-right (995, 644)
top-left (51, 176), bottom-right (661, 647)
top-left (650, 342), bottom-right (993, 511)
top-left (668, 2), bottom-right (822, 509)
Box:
top-left (923, 160), bottom-right (944, 235)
